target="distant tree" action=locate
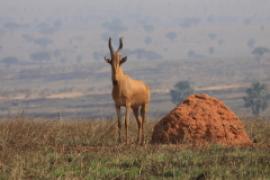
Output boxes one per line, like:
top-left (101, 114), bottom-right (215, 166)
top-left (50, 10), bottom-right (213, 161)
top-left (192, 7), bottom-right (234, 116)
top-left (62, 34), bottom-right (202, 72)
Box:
top-left (22, 34), bottom-right (53, 47)
top-left (165, 32), bottom-right (177, 41)
top-left (1, 56), bottom-right (19, 68)
top-left (102, 18), bottom-right (127, 35)
top-left (142, 24), bottom-right (154, 33)
top-left (208, 33), bottom-right (217, 40)
top-left (30, 51), bottom-right (51, 62)
top-left (22, 34), bottom-right (33, 42)
top-left (144, 36), bottom-right (152, 45)
top-left (4, 22), bottom-right (29, 31)
top-left (178, 17), bottom-right (201, 28)
top-left (252, 46), bottom-right (270, 61)
top-left (34, 37), bottom-right (53, 47)
top-left (53, 49), bottom-right (62, 58)
top-left (170, 81), bottom-right (194, 104)
top-left (1, 56), bottom-right (18, 64)
top-left (76, 55), bottom-right (83, 63)
top-left (208, 47), bottom-right (215, 54)
top-left (243, 82), bottom-right (269, 116)
top-left (243, 18), bottom-right (252, 25)
top-left (53, 20), bottom-right (62, 29)
top-left (217, 39), bottom-right (224, 46)
top-left (187, 50), bottom-right (205, 59)
top-left (129, 48), bottom-right (162, 60)
top-left (37, 22), bottom-right (57, 34)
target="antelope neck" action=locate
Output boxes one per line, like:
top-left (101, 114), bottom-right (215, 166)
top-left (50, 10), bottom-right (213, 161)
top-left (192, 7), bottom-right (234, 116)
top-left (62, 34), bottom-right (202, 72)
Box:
top-left (112, 68), bottom-right (126, 86)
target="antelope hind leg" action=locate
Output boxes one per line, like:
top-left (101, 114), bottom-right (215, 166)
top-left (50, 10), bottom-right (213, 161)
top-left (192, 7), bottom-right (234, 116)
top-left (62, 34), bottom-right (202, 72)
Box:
top-left (133, 107), bottom-right (142, 144)
top-left (124, 106), bottom-right (131, 145)
top-left (140, 104), bottom-right (146, 145)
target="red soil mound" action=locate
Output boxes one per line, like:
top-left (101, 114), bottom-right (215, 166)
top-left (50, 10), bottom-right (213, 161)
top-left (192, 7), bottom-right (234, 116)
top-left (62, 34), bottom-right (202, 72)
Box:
top-left (151, 94), bottom-right (252, 146)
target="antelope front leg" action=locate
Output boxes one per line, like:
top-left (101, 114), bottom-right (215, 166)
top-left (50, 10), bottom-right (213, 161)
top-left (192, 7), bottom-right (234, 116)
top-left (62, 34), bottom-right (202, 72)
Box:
top-left (115, 106), bottom-right (122, 143)
top-left (124, 106), bottom-right (131, 145)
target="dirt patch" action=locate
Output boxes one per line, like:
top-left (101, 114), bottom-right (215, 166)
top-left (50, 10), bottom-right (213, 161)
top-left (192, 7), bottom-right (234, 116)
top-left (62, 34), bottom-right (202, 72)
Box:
top-left (46, 91), bottom-right (83, 99)
top-left (151, 94), bottom-right (252, 146)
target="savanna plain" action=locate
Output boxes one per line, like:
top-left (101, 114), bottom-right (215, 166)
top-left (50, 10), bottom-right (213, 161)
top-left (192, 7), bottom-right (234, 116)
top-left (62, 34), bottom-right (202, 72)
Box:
top-left (0, 116), bottom-right (269, 179)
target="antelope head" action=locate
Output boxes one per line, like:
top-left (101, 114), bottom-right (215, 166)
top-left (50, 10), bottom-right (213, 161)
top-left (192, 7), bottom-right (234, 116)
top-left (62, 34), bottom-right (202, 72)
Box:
top-left (104, 37), bottom-right (127, 85)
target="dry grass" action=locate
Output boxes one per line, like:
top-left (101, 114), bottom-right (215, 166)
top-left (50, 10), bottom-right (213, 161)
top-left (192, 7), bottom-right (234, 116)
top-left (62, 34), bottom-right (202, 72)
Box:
top-left (0, 116), bottom-right (269, 179)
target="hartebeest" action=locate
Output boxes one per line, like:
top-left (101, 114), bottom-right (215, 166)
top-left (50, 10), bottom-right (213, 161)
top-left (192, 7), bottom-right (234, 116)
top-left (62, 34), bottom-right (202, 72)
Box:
top-left (104, 37), bottom-right (150, 145)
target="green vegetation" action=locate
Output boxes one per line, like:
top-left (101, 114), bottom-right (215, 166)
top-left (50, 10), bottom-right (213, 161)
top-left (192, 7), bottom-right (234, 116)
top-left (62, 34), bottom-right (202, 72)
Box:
top-left (0, 117), bottom-right (269, 179)
top-left (170, 81), bottom-right (194, 105)
top-left (252, 46), bottom-right (270, 61)
top-left (165, 32), bottom-right (177, 41)
top-left (243, 82), bottom-right (270, 116)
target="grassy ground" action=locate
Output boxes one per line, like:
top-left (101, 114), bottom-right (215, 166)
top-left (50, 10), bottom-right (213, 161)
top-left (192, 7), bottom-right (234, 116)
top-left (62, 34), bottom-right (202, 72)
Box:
top-left (0, 117), bottom-right (269, 179)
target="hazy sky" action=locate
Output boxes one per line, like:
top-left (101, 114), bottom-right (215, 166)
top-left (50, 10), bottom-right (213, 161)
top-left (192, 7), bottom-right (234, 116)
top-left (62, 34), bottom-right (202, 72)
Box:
top-left (1, 0), bottom-right (270, 61)
top-left (1, 0), bottom-right (270, 20)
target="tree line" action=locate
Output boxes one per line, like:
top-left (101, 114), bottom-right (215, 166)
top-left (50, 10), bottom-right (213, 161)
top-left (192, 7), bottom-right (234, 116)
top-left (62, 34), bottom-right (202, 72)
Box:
top-left (170, 81), bottom-right (270, 116)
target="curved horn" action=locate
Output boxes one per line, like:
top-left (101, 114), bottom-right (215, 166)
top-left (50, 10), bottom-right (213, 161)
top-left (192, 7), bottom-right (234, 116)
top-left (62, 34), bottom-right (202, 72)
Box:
top-left (108, 37), bottom-right (114, 56)
top-left (117, 37), bottom-right (123, 52)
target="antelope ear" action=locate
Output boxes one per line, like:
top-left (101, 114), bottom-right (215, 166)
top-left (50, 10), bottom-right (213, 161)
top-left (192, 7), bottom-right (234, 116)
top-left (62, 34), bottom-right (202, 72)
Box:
top-left (104, 57), bottom-right (111, 64)
top-left (120, 56), bottom-right (127, 65)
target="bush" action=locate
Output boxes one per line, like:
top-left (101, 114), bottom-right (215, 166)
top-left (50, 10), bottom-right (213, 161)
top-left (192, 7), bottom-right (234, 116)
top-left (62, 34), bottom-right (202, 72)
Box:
top-left (170, 81), bottom-right (194, 104)
top-left (243, 82), bottom-right (269, 116)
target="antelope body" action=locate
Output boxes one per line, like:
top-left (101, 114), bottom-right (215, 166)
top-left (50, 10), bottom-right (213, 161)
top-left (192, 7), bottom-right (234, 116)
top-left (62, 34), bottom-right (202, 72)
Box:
top-left (104, 37), bottom-right (150, 144)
